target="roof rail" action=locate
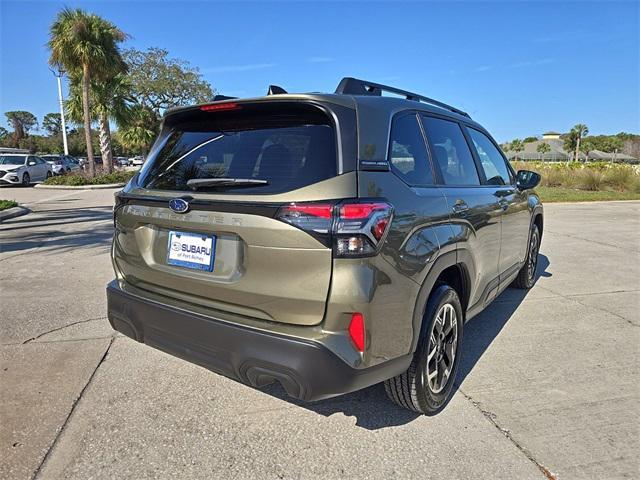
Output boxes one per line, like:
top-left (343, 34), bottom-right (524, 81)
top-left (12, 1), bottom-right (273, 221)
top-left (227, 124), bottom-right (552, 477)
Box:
top-left (334, 77), bottom-right (469, 118)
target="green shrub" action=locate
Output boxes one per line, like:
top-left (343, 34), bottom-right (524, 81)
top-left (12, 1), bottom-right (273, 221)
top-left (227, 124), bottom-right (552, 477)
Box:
top-left (577, 169), bottom-right (605, 191)
top-left (0, 199), bottom-right (18, 211)
top-left (603, 165), bottom-right (636, 191)
top-left (511, 161), bottom-right (640, 193)
top-left (44, 170), bottom-right (136, 186)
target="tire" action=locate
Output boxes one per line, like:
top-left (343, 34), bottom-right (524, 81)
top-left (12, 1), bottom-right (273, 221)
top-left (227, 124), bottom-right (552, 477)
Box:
top-left (512, 224), bottom-right (540, 289)
top-left (384, 284), bottom-right (464, 415)
top-left (46, 171), bottom-right (52, 179)
top-left (22, 173), bottom-right (30, 186)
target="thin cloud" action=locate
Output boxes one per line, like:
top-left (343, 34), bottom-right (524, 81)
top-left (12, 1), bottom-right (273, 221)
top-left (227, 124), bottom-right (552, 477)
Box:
top-left (307, 56), bottom-right (334, 63)
top-left (509, 58), bottom-right (555, 69)
top-left (533, 31), bottom-right (591, 44)
top-left (203, 63), bottom-right (276, 74)
top-left (475, 65), bottom-right (491, 72)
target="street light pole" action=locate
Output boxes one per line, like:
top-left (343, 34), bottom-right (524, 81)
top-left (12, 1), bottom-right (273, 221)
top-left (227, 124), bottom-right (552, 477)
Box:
top-left (50, 67), bottom-right (69, 155)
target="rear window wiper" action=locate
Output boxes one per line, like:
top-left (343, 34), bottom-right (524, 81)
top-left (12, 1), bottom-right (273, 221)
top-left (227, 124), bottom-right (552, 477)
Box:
top-left (186, 178), bottom-right (269, 190)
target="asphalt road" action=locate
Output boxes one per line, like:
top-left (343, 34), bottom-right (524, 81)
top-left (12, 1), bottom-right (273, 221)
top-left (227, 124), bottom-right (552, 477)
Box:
top-left (1, 186), bottom-right (638, 480)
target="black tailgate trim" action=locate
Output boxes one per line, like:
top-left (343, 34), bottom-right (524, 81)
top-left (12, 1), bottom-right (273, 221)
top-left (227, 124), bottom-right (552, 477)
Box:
top-left (116, 192), bottom-right (283, 218)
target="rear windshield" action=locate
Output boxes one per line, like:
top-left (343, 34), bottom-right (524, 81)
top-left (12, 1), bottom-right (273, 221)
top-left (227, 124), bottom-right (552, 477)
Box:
top-left (138, 107), bottom-right (337, 194)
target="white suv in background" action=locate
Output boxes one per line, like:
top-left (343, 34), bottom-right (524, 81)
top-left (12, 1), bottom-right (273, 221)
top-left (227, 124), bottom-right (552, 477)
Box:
top-left (0, 154), bottom-right (53, 186)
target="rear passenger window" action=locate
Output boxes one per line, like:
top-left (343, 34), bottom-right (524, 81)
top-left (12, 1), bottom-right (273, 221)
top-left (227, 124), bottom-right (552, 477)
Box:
top-left (388, 114), bottom-right (433, 185)
top-left (467, 128), bottom-right (513, 185)
top-left (421, 116), bottom-right (480, 186)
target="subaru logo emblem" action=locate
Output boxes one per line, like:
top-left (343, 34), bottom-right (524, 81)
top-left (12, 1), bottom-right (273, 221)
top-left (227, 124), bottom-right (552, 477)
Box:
top-left (169, 198), bottom-right (189, 213)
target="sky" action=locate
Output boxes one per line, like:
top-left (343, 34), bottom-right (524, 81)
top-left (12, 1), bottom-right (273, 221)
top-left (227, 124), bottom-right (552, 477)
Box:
top-left (0, 0), bottom-right (638, 142)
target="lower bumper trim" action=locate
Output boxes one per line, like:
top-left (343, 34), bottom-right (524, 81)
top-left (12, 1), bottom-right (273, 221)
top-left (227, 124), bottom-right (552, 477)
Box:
top-left (107, 281), bottom-right (411, 401)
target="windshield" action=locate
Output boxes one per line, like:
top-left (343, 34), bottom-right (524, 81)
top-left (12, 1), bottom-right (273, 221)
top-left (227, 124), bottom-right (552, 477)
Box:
top-left (0, 155), bottom-right (26, 165)
top-left (139, 112), bottom-right (337, 194)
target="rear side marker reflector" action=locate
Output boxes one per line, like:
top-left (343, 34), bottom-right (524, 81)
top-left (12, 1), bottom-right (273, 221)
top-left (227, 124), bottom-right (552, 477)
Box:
top-left (349, 313), bottom-right (366, 352)
top-left (200, 103), bottom-right (242, 112)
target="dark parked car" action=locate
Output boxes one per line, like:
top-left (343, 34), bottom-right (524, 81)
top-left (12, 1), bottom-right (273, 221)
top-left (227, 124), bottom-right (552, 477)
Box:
top-left (108, 77), bottom-right (542, 414)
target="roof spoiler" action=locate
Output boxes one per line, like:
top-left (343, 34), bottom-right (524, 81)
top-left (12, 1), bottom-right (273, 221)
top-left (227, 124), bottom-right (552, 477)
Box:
top-left (335, 77), bottom-right (470, 118)
top-left (213, 94), bottom-right (237, 101)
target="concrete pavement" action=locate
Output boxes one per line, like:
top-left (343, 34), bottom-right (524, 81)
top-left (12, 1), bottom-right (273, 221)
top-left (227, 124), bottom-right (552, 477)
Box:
top-left (1, 186), bottom-right (638, 479)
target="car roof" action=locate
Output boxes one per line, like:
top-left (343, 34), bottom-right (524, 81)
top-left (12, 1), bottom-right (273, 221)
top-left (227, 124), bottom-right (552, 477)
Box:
top-left (162, 78), bottom-right (489, 164)
top-left (163, 77), bottom-right (475, 123)
top-left (163, 92), bottom-right (475, 122)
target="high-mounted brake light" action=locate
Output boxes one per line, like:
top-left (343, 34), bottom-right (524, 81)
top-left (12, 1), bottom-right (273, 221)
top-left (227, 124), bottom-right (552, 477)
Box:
top-left (276, 199), bottom-right (393, 258)
top-left (349, 313), bottom-right (366, 352)
top-left (200, 102), bottom-right (242, 112)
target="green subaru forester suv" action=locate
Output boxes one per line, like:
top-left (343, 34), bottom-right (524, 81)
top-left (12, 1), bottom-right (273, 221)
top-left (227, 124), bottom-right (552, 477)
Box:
top-left (108, 77), bottom-right (543, 414)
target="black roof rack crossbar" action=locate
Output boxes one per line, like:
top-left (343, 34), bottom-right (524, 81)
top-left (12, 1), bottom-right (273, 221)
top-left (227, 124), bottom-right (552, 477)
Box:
top-left (334, 77), bottom-right (469, 118)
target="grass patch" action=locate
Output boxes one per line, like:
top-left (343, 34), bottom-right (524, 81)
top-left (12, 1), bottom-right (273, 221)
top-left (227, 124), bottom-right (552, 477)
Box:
top-left (0, 199), bottom-right (18, 211)
top-left (512, 161), bottom-right (640, 202)
top-left (43, 170), bottom-right (136, 186)
top-left (536, 187), bottom-right (640, 203)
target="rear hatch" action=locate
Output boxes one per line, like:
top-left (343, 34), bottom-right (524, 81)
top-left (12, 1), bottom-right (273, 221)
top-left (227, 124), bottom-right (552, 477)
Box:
top-left (113, 99), bottom-right (357, 326)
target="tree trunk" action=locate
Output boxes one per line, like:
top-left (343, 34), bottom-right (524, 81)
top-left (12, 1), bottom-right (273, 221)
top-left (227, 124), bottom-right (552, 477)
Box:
top-left (575, 135), bottom-right (581, 163)
top-left (82, 63), bottom-right (95, 177)
top-left (98, 112), bottom-right (114, 174)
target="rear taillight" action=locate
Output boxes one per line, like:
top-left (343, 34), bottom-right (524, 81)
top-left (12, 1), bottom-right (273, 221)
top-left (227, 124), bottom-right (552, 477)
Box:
top-left (276, 199), bottom-right (393, 257)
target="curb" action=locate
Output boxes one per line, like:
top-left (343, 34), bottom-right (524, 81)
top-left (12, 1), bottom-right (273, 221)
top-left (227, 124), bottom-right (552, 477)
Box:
top-left (0, 206), bottom-right (30, 222)
top-left (34, 183), bottom-right (125, 190)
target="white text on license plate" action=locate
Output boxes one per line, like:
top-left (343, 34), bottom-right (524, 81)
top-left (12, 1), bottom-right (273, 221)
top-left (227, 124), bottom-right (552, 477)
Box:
top-left (167, 231), bottom-right (216, 272)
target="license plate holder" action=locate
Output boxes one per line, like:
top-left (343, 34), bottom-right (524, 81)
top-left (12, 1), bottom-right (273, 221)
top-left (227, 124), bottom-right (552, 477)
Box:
top-left (166, 230), bottom-right (216, 272)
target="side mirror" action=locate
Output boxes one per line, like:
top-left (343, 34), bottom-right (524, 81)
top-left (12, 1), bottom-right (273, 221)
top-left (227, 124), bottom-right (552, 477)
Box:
top-left (516, 170), bottom-right (541, 190)
top-left (28, 161), bottom-right (37, 166)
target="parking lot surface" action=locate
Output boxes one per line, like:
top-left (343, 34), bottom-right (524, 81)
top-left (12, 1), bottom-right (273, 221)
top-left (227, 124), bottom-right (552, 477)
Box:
top-left (1, 186), bottom-right (638, 479)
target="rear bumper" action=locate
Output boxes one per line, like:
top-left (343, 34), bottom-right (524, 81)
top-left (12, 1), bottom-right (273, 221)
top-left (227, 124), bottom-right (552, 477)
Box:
top-left (106, 280), bottom-right (411, 401)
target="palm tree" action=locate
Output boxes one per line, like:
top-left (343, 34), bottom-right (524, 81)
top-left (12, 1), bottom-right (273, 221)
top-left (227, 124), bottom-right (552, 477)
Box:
top-left (119, 105), bottom-right (158, 154)
top-left (66, 73), bottom-right (133, 173)
top-left (48, 8), bottom-right (127, 176)
top-left (536, 142), bottom-right (551, 161)
top-left (571, 124), bottom-right (589, 162)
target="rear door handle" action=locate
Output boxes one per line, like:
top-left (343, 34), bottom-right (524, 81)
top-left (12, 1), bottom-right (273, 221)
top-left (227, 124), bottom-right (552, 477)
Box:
top-left (452, 200), bottom-right (469, 213)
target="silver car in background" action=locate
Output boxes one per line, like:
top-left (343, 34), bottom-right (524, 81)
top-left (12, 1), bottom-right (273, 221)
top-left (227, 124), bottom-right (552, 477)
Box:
top-left (0, 154), bottom-right (53, 186)
top-left (41, 154), bottom-right (80, 175)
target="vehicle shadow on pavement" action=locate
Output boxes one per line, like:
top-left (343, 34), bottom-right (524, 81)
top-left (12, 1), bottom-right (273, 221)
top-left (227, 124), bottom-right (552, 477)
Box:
top-left (260, 254), bottom-right (551, 431)
top-left (455, 253), bottom-right (551, 390)
top-left (0, 206), bottom-right (114, 254)
top-left (260, 382), bottom-right (421, 429)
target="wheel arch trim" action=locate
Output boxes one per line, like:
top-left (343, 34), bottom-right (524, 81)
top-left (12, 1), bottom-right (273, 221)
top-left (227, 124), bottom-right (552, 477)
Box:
top-left (409, 251), bottom-right (471, 353)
